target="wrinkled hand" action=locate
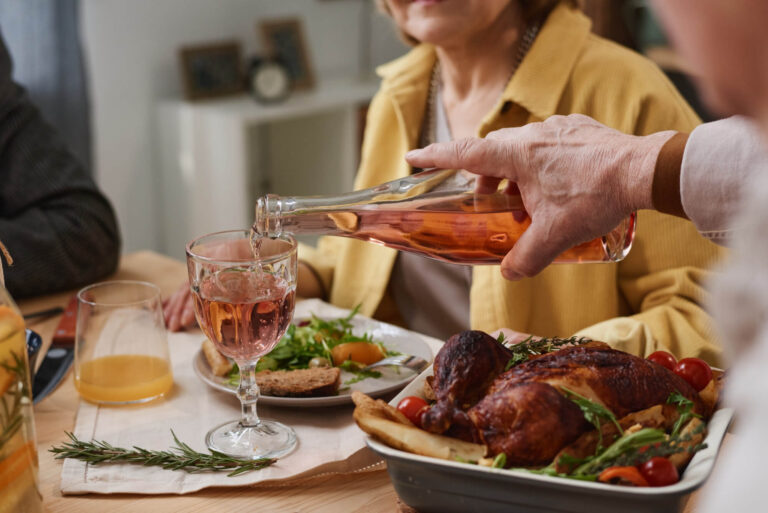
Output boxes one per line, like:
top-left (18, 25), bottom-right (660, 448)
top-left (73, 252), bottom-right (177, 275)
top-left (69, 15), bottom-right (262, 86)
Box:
top-left (163, 283), bottom-right (197, 332)
top-left (406, 114), bottom-right (675, 280)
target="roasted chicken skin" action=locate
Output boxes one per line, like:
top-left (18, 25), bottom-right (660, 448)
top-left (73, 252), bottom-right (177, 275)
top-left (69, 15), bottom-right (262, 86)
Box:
top-left (425, 330), bottom-right (703, 466)
top-left (421, 331), bottom-right (513, 438)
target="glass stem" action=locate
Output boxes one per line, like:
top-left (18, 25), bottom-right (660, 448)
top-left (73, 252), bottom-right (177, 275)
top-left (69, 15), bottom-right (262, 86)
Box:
top-left (237, 360), bottom-right (261, 428)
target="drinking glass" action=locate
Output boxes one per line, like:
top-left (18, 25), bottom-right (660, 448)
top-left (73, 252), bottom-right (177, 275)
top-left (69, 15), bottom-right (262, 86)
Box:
top-left (74, 281), bottom-right (173, 404)
top-left (186, 230), bottom-right (297, 460)
top-left (0, 286), bottom-right (43, 513)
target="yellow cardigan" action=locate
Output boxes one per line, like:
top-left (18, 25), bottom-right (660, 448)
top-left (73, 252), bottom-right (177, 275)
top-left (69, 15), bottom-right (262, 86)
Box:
top-left (301, 5), bottom-right (726, 365)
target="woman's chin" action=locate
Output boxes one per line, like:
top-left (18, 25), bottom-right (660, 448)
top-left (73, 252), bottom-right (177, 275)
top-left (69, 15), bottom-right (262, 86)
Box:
top-left (402, 19), bottom-right (467, 46)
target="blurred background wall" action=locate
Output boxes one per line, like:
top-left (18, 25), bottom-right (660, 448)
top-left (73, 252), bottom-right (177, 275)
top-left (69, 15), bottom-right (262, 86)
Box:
top-left (80, 0), bottom-right (406, 253)
top-left (1, 0), bottom-right (708, 257)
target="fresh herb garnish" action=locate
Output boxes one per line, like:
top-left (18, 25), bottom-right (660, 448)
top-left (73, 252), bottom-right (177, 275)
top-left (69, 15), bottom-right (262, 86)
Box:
top-left (561, 386), bottom-right (622, 451)
top-left (600, 423), bottom-right (708, 470)
top-left (503, 336), bottom-right (592, 370)
top-left (667, 391), bottom-right (702, 437)
top-left (571, 428), bottom-right (667, 476)
top-left (50, 431), bottom-right (274, 476)
top-left (492, 453), bottom-right (507, 468)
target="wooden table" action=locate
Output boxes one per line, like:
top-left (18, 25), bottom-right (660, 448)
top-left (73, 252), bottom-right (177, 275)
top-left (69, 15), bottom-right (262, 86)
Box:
top-left (23, 252), bottom-right (397, 513)
top-left (20, 251), bottom-right (705, 513)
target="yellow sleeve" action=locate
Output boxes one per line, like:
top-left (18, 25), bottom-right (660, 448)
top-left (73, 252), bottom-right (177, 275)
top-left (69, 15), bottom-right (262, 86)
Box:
top-left (576, 211), bottom-right (725, 366)
top-left (574, 54), bottom-right (726, 366)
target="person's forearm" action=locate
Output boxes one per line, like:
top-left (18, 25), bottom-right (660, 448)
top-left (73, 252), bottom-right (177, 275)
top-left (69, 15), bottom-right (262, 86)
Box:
top-left (0, 191), bottom-right (120, 298)
top-left (651, 132), bottom-right (689, 219)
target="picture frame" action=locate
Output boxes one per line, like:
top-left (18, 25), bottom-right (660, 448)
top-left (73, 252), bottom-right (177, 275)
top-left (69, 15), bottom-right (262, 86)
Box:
top-left (179, 41), bottom-right (244, 101)
top-left (259, 18), bottom-right (315, 91)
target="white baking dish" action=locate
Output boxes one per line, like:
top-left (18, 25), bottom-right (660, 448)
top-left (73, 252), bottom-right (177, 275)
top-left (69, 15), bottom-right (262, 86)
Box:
top-left (366, 367), bottom-right (733, 513)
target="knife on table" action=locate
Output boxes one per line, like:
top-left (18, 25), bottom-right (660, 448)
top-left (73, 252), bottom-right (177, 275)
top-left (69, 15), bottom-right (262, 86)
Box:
top-left (32, 295), bottom-right (77, 403)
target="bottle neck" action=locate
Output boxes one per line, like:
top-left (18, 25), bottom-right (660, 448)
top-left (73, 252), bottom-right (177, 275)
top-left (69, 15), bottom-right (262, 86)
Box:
top-left (253, 169), bottom-right (468, 237)
top-left (253, 194), bottom-right (285, 238)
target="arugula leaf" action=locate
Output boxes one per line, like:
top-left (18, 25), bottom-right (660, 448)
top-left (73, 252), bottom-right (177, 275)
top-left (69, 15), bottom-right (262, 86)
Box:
top-left (492, 453), bottom-right (507, 468)
top-left (572, 428), bottom-right (667, 476)
top-left (584, 421), bottom-right (708, 472)
top-left (224, 305), bottom-right (395, 386)
top-left (555, 452), bottom-right (590, 469)
top-left (667, 391), bottom-right (702, 437)
top-left (561, 387), bottom-right (622, 451)
top-left (338, 360), bottom-right (382, 384)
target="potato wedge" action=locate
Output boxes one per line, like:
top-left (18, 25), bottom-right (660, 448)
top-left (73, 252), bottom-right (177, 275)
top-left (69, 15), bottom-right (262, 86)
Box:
top-left (699, 371), bottom-right (725, 417)
top-left (202, 339), bottom-right (233, 376)
top-left (352, 391), bottom-right (487, 462)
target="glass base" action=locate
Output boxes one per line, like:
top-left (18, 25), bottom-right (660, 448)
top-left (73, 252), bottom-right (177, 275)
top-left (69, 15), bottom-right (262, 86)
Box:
top-left (205, 419), bottom-right (297, 460)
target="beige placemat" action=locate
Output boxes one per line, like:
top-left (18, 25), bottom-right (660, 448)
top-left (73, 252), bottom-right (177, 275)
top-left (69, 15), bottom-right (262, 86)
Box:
top-left (61, 299), bottom-right (442, 495)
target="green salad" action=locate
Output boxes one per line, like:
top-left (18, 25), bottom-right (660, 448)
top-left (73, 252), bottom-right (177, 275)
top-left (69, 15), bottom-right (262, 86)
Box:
top-left (228, 306), bottom-right (399, 386)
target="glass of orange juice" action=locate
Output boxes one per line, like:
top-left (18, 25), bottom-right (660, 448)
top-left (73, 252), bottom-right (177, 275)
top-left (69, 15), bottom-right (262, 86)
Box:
top-left (74, 281), bottom-right (173, 404)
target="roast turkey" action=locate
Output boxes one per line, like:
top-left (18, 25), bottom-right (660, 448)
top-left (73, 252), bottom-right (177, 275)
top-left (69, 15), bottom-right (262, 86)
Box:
top-left (421, 331), bottom-right (703, 466)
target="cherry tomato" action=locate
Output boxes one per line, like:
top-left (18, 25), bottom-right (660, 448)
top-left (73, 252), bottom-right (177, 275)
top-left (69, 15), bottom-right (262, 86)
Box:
top-left (397, 396), bottom-right (429, 428)
top-left (638, 457), bottom-right (679, 487)
top-left (646, 351), bottom-right (677, 371)
top-left (674, 357), bottom-right (713, 391)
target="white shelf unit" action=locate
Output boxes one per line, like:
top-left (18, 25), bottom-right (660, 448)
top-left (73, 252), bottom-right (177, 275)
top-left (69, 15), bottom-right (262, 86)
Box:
top-left (157, 76), bottom-right (379, 258)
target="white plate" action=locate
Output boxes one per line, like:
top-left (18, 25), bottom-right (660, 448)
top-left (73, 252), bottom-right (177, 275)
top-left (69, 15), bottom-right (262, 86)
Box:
top-left (193, 315), bottom-right (433, 407)
top-left (365, 366), bottom-right (733, 513)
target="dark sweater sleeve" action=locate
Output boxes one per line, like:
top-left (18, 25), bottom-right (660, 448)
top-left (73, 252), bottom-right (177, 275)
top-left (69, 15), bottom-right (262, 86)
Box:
top-left (0, 35), bottom-right (120, 298)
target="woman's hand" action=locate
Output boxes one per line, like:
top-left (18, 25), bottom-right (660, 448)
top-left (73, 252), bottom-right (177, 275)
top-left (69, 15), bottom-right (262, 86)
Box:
top-left (163, 283), bottom-right (197, 332)
top-left (406, 114), bottom-right (675, 280)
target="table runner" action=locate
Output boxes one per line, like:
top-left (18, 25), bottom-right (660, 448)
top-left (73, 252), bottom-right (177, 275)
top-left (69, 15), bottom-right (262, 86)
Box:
top-left (60, 299), bottom-right (442, 494)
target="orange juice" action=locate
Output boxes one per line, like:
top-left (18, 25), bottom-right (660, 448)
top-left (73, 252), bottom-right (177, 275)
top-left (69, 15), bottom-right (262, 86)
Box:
top-left (75, 354), bottom-right (173, 403)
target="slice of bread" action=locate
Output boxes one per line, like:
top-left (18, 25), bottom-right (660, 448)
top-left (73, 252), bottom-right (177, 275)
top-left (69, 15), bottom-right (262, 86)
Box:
top-left (202, 339), bottom-right (234, 376)
top-left (256, 367), bottom-right (341, 397)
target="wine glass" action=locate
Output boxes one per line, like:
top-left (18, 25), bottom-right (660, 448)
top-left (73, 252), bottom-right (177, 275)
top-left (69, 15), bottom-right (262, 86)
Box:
top-left (186, 229), bottom-right (298, 459)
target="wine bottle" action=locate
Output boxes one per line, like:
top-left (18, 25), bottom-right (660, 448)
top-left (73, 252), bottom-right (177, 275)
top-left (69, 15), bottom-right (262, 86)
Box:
top-left (252, 169), bottom-right (635, 265)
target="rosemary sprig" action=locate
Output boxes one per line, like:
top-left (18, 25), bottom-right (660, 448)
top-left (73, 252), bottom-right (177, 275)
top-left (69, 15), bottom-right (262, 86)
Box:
top-left (0, 350), bottom-right (27, 451)
top-left (503, 336), bottom-right (592, 370)
top-left (50, 431), bottom-right (275, 477)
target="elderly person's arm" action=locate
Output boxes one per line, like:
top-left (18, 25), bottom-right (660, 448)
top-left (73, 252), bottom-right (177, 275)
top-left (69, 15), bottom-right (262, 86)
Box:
top-left (406, 114), bottom-right (762, 280)
top-left (0, 35), bottom-right (120, 298)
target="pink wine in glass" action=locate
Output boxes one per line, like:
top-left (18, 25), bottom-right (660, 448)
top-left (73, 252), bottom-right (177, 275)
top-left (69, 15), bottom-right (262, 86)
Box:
top-left (192, 271), bottom-right (295, 361)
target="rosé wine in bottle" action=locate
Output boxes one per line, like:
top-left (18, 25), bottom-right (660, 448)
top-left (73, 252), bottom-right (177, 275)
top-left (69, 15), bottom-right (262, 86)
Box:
top-left (252, 169), bottom-right (635, 266)
top-left (192, 271), bottom-right (295, 361)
